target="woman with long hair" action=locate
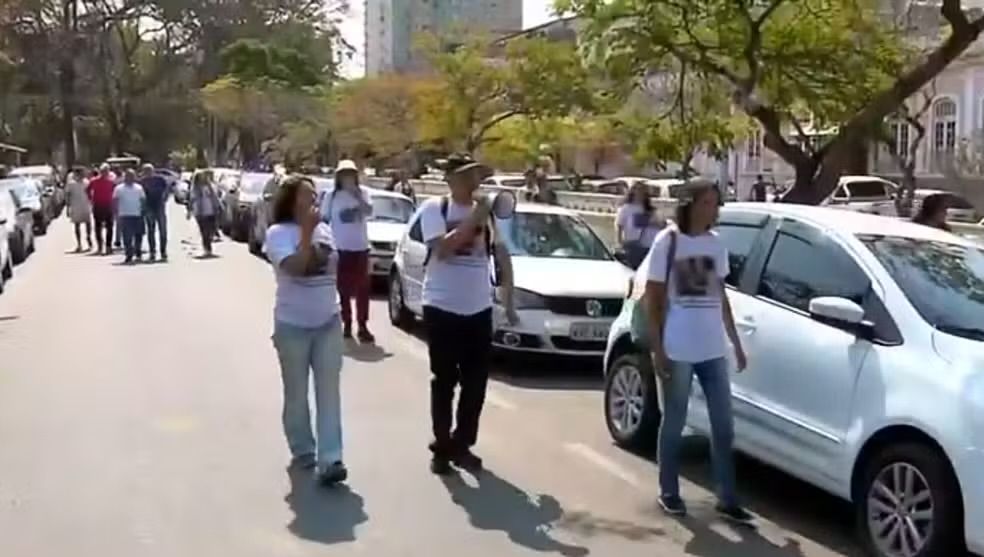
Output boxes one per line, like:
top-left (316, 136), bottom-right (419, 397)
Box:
top-left (616, 182), bottom-right (662, 268)
top-left (264, 176), bottom-right (348, 485)
top-left (912, 193), bottom-right (952, 232)
top-left (186, 171), bottom-right (222, 257)
top-left (644, 179), bottom-right (751, 523)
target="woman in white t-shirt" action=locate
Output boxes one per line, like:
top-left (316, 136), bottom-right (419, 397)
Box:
top-left (324, 160), bottom-right (375, 343)
top-left (644, 179), bottom-right (751, 523)
top-left (264, 176), bottom-right (348, 486)
top-left (65, 168), bottom-right (93, 252)
top-left (616, 182), bottom-right (663, 269)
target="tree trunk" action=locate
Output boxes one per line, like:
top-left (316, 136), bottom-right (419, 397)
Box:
top-left (58, 59), bottom-right (76, 167)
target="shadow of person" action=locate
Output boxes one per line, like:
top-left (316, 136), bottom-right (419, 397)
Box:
top-left (284, 464), bottom-right (368, 545)
top-left (676, 514), bottom-right (808, 557)
top-left (440, 470), bottom-right (590, 557)
top-left (343, 340), bottom-right (394, 363)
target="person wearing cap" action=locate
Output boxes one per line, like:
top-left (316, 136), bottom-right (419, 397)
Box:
top-left (322, 160), bottom-right (375, 343)
top-left (87, 164), bottom-right (117, 254)
top-left (140, 163), bottom-right (171, 262)
top-left (645, 178), bottom-right (752, 523)
top-left (419, 153), bottom-right (518, 475)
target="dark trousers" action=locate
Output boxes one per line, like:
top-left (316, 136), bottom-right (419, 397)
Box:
top-left (423, 306), bottom-right (492, 455)
top-left (196, 215), bottom-right (217, 254)
top-left (93, 206), bottom-right (114, 251)
top-left (337, 250), bottom-right (371, 328)
top-left (120, 216), bottom-right (145, 260)
top-left (145, 207), bottom-right (168, 257)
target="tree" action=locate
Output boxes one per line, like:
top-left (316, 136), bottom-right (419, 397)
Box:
top-left (416, 34), bottom-right (595, 153)
top-left (559, 0), bottom-right (984, 204)
top-left (878, 82), bottom-right (935, 216)
top-left (328, 75), bottom-right (428, 164)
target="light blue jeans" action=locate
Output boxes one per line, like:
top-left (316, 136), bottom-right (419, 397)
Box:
top-left (272, 318), bottom-right (344, 470)
top-left (657, 357), bottom-right (739, 506)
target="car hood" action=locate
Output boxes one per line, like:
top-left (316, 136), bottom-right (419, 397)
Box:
top-left (932, 328), bottom-right (984, 366)
top-left (511, 257), bottom-right (632, 298)
top-left (368, 221), bottom-right (406, 244)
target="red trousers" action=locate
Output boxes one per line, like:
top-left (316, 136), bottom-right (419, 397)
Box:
top-left (337, 250), bottom-right (371, 328)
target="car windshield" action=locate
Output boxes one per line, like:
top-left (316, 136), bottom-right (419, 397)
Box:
top-left (370, 196), bottom-right (414, 223)
top-left (860, 234), bottom-right (984, 340)
top-left (239, 174), bottom-right (271, 195)
top-left (846, 180), bottom-right (890, 198)
top-left (498, 212), bottom-right (611, 260)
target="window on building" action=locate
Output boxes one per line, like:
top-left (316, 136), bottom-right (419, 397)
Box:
top-left (889, 121), bottom-right (910, 160)
top-left (931, 98), bottom-right (958, 172)
top-left (745, 130), bottom-right (762, 171)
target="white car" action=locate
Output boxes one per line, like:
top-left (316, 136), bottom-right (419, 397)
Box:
top-left (0, 189), bottom-right (13, 294)
top-left (603, 203), bottom-right (984, 556)
top-left (0, 178), bottom-right (34, 267)
top-left (824, 175), bottom-right (900, 216)
top-left (389, 203), bottom-right (632, 356)
top-left (318, 186), bottom-right (416, 278)
top-left (481, 174), bottom-right (526, 189)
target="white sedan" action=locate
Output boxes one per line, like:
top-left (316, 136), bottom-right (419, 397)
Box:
top-left (604, 203), bottom-right (984, 556)
top-left (388, 203), bottom-right (632, 357)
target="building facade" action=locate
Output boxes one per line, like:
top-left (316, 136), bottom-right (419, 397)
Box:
top-left (365, 0), bottom-right (523, 76)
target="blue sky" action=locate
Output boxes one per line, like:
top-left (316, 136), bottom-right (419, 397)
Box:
top-left (339, 0), bottom-right (557, 77)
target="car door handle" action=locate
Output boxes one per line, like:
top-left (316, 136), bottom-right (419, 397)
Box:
top-left (736, 317), bottom-right (757, 332)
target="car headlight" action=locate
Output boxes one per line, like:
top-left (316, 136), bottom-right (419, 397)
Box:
top-left (371, 241), bottom-right (396, 253)
top-left (496, 287), bottom-right (546, 310)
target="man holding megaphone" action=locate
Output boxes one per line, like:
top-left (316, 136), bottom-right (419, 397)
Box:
top-left (419, 153), bottom-right (519, 475)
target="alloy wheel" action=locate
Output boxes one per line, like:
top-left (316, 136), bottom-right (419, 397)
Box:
top-left (867, 462), bottom-right (934, 557)
top-left (389, 276), bottom-right (403, 322)
top-left (608, 363), bottom-right (645, 436)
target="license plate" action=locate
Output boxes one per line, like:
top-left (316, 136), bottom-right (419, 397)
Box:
top-left (570, 322), bottom-right (610, 340)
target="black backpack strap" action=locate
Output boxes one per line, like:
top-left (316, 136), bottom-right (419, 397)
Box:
top-left (423, 196), bottom-right (450, 266)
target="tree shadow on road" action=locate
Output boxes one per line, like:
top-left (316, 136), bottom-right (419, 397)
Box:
top-left (440, 470), bottom-right (590, 556)
top-left (284, 465), bottom-right (368, 545)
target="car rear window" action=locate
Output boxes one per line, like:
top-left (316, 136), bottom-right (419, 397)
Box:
top-left (846, 180), bottom-right (891, 198)
top-left (943, 193), bottom-right (974, 209)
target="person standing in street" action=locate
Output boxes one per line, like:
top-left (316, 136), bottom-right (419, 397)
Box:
top-left (749, 174), bottom-right (768, 202)
top-left (390, 169), bottom-right (417, 204)
top-left (265, 176), bottom-right (348, 486)
top-left (323, 160), bottom-right (375, 343)
top-left (186, 171), bottom-right (222, 257)
top-left (113, 169), bottom-right (146, 264)
top-left (645, 178), bottom-right (752, 523)
top-left (87, 164), bottom-right (116, 255)
top-left (140, 164), bottom-right (171, 262)
top-left (616, 182), bottom-right (663, 269)
top-left (419, 153), bottom-right (518, 475)
top-left (65, 167), bottom-right (92, 252)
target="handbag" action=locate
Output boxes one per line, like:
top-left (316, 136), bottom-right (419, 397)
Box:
top-left (628, 229), bottom-right (677, 348)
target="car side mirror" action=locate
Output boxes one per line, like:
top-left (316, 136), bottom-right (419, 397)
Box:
top-left (809, 296), bottom-right (875, 337)
top-left (613, 249), bottom-right (630, 267)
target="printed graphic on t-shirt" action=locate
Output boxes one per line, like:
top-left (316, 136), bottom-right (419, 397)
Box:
top-left (338, 206), bottom-right (361, 224)
top-left (673, 256), bottom-right (720, 306)
top-left (446, 219), bottom-right (488, 264)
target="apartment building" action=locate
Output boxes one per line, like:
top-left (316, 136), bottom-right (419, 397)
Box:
top-left (365, 0), bottom-right (522, 75)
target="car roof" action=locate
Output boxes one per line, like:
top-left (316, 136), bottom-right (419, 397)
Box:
top-left (724, 202), bottom-right (972, 244)
top-left (840, 175), bottom-right (897, 185)
top-left (10, 165), bottom-right (53, 174)
top-left (365, 187), bottom-right (413, 202)
top-left (514, 202), bottom-right (577, 216)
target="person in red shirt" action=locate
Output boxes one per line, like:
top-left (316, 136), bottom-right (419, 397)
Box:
top-left (87, 165), bottom-right (117, 255)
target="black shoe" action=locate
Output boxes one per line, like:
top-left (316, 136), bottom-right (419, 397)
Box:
top-left (451, 448), bottom-right (483, 472)
top-left (357, 328), bottom-right (375, 344)
top-left (291, 453), bottom-right (316, 470)
top-left (343, 324), bottom-right (353, 339)
top-left (318, 461), bottom-right (348, 486)
top-left (430, 456), bottom-right (453, 476)
top-left (716, 503), bottom-right (754, 524)
top-left (658, 495), bottom-right (688, 516)
top-left (161, 253), bottom-right (168, 262)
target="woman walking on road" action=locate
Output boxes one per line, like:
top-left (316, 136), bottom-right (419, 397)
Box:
top-left (323, 160), bottom-right (375, 343)
top-left (616, 182), bottom-right (663, 269)
top-left (187, 171), bottom-right (222, 257)
top-left (265, 176), bottom-right (348, 486)
top-left (645, 179), bottom-right (752, 523)
top-left (65, 167), bottom-right (92, 252)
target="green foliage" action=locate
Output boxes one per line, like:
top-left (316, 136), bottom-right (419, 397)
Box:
top-left (220, 39), bottom-right (323, 89)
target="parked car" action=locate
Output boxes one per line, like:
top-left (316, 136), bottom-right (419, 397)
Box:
top-left (911, 189), bottom-right (976, 223)
top-left (389, 203), bottom-right (631, 356)
top-left (9, 164), bottom-right (63, 215)
top-left (224, 172), bottom-right (274, 242)
top-left (604, 203), bottom-right (984, 557)
top-left (8, 177), bottom-right (50, 235)
top-left (319, 186), bottom-right (415, 279)
top-left (0, 188), bottom-right (13, 293)
top-left (792, 175), bottom-right (899, 216)
top-left (482, 174), bottom-right (526, 189)
top-left (247, 173), bottom-right (285, 255)
top-left (0, 178), bottom-right (35, 264)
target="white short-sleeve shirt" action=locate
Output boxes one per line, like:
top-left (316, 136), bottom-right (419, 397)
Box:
top-left (419, 197), bottom-right (492, 316)
top-left (647, 227), bottom-right (730, 363)
top-left (113, 183), bottom-right (145, 217)
top-left (324, 187), bottom-right (371, 252)
top-left (264, 222), bottom-right (340, 328)
top-left (617, 202), bottom-right (660, 246)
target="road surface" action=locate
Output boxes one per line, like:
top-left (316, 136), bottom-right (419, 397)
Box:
top-left (0, 208), bottom-right (863, 557)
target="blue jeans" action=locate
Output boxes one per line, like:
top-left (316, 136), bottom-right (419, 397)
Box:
top-left (119, 216), bottom-right (144, 260)
top-left (272, 318), bottom-right (344, 470)
top-left (657, 357), bottom-right (739, 506)
top-left (145, 208), bottom-right (168, 256)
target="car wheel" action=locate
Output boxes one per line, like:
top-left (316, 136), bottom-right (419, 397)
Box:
top-left (388, 272), bottom-right (413, 329)
top-left (10, 235), bottom-right (25, 265)
top-left (604, 351), bottom-right (661, 450)
top-left (247, 226), bottom-right (262, 255)
top-left (1, 257), bottom-right (11, 280)
top-left (856, 442), bottom-right (963, 557)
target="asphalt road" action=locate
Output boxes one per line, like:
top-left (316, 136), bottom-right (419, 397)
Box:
top-left (0, 208), bottom-right (864, 557)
